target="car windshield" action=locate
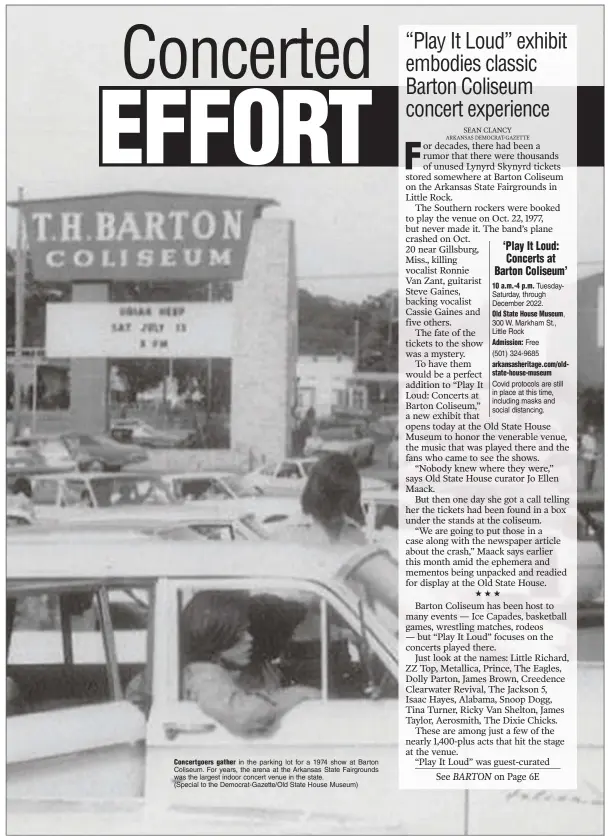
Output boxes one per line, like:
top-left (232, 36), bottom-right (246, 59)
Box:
top-left (75, 434), bottom-right (99, 445)
top-left (88, 476), bottom-right (174, 506)
top-left (172, 477), bottom-right (232, 501)
top-left (342, 550), bottom-right (398, 637)
top-left (222, 475), bottom-right (263, 498)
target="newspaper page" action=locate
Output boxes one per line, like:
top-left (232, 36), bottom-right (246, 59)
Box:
top-left (5, 3), bottom-right (604, 836)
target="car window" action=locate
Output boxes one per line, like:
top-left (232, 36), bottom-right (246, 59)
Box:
top-left (8, 584), bottom-right (152, 719)
top-left (76, 434), bottom-right (97, 445)
top-left (186, 524), bottom-right (235, 540)
top-left (32, 479), bottom-right (59, 505)
top-left (176, 478), bottom-right (232, 502)
top-left (259, 462), bottom-right (276, 477)
top-left (89, 477), bottom-right (172, 507)
top-left (62, 478), bottom-right (92, 508)
top-left (276, 463), bottom-right (301, 479)
top-left (8, 588), bottom-right (113, 716)
top-left (111, 427), bottom-right (133, 443)
top-left (174, 585), bottom-right (395, 736)
top-left (375, 502), bottom-right (398, 530)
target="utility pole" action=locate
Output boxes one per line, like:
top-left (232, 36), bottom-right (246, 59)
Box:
top-left (207, 282), bottom-right (213, 413)
top-left (354, 317), bottom-right (360, 373)
top-left (13, 186), bottom-right (26, 439)
top-left (387, 291), bottom-right (395, 346)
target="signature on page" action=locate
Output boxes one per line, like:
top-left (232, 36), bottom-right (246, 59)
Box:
top-left (505, 781), bottom-right (603, 807)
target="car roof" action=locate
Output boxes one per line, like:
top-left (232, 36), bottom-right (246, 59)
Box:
top-left (9, 528), bottom-right (164, 544)
top-left (29, 500), bottom-right (254, 523)
top-left (7, 540), bottom-right (380, 584)
top-left (31, 471), bottom-right (163, 481)
top-left (13, 434), bottom-right (67, 442)
top-left (164, 471), bottom-right (237, 480)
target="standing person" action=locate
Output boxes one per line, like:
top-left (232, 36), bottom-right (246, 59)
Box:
top-left (297, 406), bottom-right (317, 457)
top-left (579, 424), bottom-right (600, 491)
top-left (272, 452), bottom-right (367, 547)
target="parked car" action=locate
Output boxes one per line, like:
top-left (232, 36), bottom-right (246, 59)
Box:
top-left (11, 435), bottom-right (80, 472)
top-left (62, 432), bottom-right (148, 471)
top-left (8, 507), bottom-right (269, 543)
top-left (27, 472), bottom-right (176, 522)
top-left (163, 471), bottom-right (264, 501)
top-left (7, 506), bottom-right (35, 528)
top-left (242, 457), bottom-right (319, 496)
top-left (110, 419), bottom-right (190, 449)
top-left (304, 422), bottom-right (375, 466)
top-left (7, 446), bottom-right (61, 485)
top-left (7, 540), bottom-right (603, 834)
top-left (243, 457), bottom-right (387, 497)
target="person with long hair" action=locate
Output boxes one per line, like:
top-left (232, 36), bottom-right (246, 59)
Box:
top-left (11, 475), bottom-right (36, 519)
top-left (272, 453), bottom-right (367, 546)
top-left (181, 591), bottom-right (318, 736)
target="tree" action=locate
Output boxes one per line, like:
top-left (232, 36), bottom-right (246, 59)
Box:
top-left (298, 287), bottom-right (398, 372)
top-left (113, 360), bottom-right (166, 404)
top-left (6, 247), bottom-right (65, 347)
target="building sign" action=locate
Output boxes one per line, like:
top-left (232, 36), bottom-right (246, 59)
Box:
top-left (46, 302), bottom-right (234, 358)
top-left (12, 191), bottom-right (273, 282)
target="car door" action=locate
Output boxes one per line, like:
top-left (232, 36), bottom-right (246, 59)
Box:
top-left (144, 577), bottom-right (463, 833)
top-left (7, 582), bottom-right (147, 801)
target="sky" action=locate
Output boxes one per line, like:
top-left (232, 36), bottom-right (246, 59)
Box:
top-left (6, 5), bottom-right (604, 301)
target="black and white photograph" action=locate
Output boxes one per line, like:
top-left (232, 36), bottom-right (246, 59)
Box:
top-left (5, 3), bottom-right (604, 835)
